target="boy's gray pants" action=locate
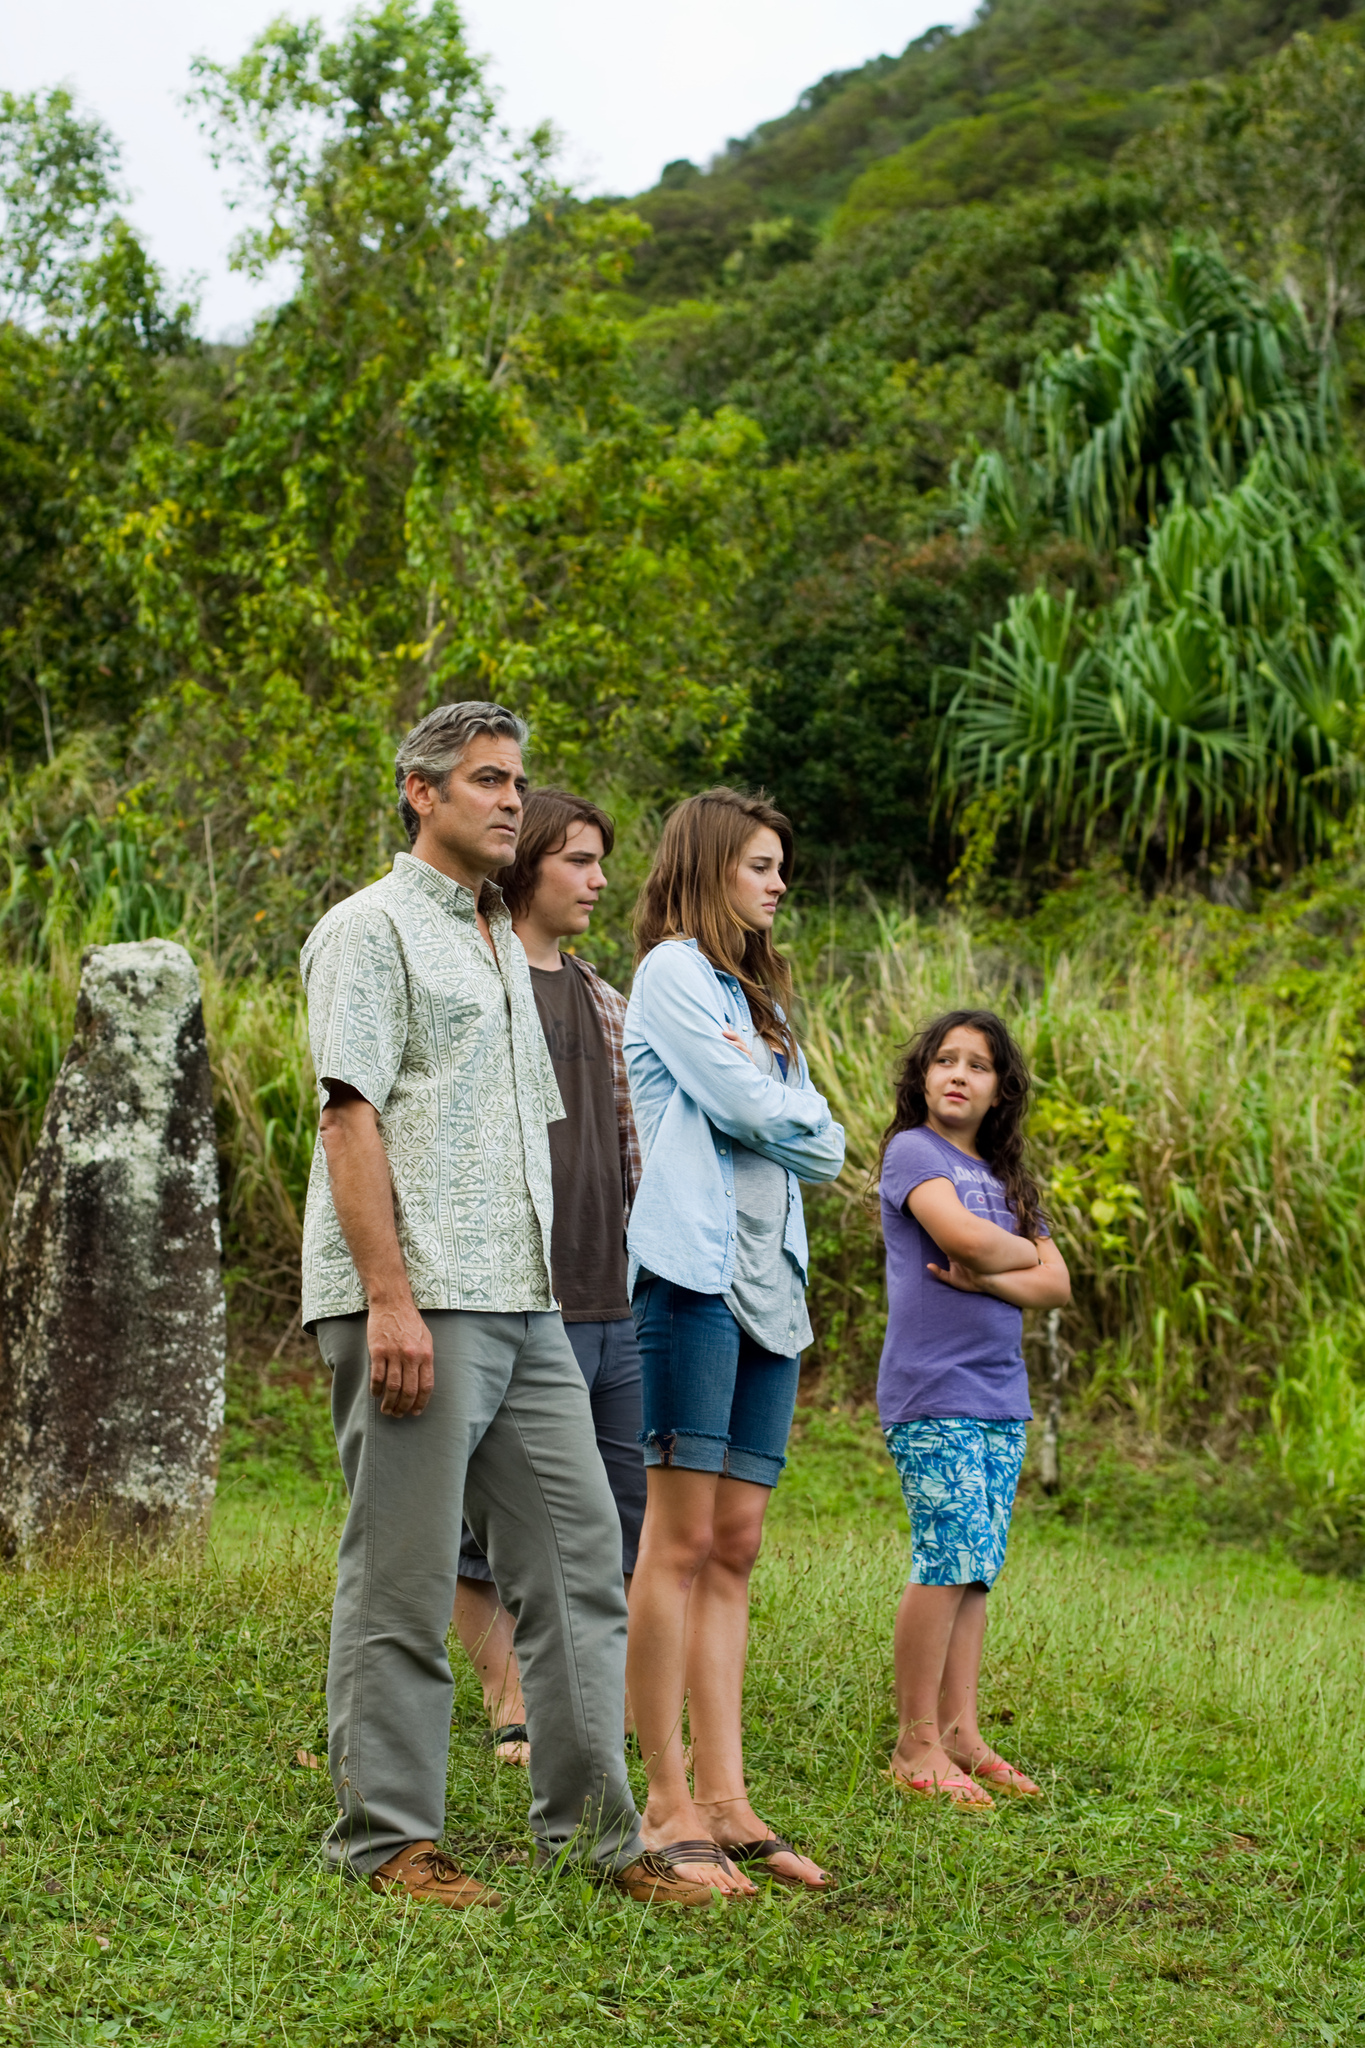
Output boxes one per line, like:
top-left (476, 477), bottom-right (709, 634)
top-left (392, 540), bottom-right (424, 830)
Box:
top-left (316, 1308), bottom-right (645, 1877)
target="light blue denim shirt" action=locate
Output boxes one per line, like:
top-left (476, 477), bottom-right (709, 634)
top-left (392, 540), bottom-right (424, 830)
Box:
top-left (624, 938), bottom-right (846, 1298)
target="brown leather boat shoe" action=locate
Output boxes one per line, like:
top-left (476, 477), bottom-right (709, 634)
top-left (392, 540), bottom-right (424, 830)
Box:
top-left (613, 1850), bottom-right (722, 1907)
top-left (370, 1841), bottom-right (501, 1910)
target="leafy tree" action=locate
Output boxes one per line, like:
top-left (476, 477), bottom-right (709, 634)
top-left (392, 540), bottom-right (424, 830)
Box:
top-left (109, 0), bottom-right (760, 959)
top-left (0, 92), bottom-right (193, 768)
top-left (0, 87), bottom-right (122, 324)
top-left (1130, 23), bottom-right (1365, 356)
top-left (946, 243), bottom-right (1365, 870)
top-left (947, 460), bottom-right (1365, 865)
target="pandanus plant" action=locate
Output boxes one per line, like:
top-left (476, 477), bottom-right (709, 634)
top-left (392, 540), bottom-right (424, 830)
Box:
top-left (949, 243), bottom-right (1364, 866)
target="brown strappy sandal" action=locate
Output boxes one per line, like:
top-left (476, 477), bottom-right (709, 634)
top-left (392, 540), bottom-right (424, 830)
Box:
top-left (725, 1834), bottom-right (833, 1890)
top-left (650, 1839), bottom-right (753, 1895)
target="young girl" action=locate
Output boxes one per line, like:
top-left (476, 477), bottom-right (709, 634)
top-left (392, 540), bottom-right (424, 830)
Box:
top-left (623, 788), bottom-right (845, 1894)
top-left (876, 1010), bottom-right (1070, 1811)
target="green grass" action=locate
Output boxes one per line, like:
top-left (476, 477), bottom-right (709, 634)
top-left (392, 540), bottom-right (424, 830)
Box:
top-left (3, 1390), bottom-right (1363, 2046)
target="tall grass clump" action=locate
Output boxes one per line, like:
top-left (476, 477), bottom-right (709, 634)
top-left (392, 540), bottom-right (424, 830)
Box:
top-left (0, 799), bottom-right (317, 1337)
top-left (1269, 1306), bottom-right (1365, 1566)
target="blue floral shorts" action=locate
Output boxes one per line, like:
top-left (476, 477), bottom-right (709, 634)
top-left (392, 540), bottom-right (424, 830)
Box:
top-left (884, 1418), bottom-right (1028, 1589)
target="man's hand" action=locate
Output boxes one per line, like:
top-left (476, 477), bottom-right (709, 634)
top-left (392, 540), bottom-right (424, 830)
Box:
top-left (366, 1297), bottom-right (435, 1417)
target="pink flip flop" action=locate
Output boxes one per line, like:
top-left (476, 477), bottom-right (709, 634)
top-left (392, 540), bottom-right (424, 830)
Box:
top-left (971, 1756), bottom-right (1042, 1798)
top-left (882, 1765), bottom-right (994, 1812)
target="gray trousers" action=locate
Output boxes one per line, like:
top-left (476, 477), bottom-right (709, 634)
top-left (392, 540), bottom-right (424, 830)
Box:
top-left (316, 1309), bottom-right (645, 1877)
top-left (459, 1316), bottom-right (647, 1581)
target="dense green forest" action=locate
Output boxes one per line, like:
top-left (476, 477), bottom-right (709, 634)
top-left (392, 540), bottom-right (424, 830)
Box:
top-left (624, 0), bottom-right (1355, 294)
top-left (4, 0), bottom-right (1365, 1556)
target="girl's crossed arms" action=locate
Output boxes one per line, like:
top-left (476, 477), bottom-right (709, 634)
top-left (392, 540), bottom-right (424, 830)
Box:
top-left (910, 1176), bottom-right (1070, 1310)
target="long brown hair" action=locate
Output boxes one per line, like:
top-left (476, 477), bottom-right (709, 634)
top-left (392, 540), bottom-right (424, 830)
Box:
top-left (500, 787), bottom-right (615, 918)
top-left (634, 787), bottom-right (796, 1060)
top-left (876, 1010), bottom-right (1044, 1239)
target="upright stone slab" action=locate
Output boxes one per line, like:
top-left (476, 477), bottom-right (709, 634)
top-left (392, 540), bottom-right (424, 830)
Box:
top-left (0, 940), bottom-right (226, 1555)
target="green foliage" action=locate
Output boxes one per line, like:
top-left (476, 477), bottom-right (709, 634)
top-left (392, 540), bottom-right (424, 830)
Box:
top-left (0, 92), bottom-right (194, 766)
top-left (739, 536), bottom-right (1018, 888)
top-left (628, 179), bottom-right (1155, 885)
top-left (796, 854), bottom-right (1365, 1484)
top-left (965, 240), bottom-right (1327, 552)
top-left (1269, 1305), bottom-right (1365, 1566)
top-left (0, 85), bottom-right (122, 322)
top-left (0, 771), bottom-right (315, 1330)
top-left (952, 246), bottom-right (1365, 862)
top-left (831, 90), bottom-right (1158, 236)
top-left (1129, 21), bottom-right (1365, 354)
top-left (77, 0), bottom-right (759, 964)
top-left (1028, 1095), bottom-right (1145, 1254)
top-left (631, 180), bottom-right (1158, 459)
top-left (205, 968), bottom-right (315, 1329)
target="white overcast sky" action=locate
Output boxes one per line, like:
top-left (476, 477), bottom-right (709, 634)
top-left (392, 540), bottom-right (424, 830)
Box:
top-left (3, 0), bottom-right (970, 337)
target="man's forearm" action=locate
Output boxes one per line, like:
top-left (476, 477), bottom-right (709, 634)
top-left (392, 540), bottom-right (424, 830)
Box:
top-left (322, 1113), bottom-right (413, 1305)
top-left (319, 1093), bottom-right (433, 1416)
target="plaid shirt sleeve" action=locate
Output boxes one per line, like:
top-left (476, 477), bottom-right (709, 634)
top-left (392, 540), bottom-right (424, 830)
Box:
top-left (573, 957), bottom-right (641, 1220)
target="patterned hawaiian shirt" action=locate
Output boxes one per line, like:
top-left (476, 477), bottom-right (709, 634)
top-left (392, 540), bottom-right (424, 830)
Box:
top-left (299, 852), bottom-right (564, 1327)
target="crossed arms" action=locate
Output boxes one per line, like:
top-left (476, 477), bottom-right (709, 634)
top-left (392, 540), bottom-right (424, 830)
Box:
top-left (908, 1176), bottom-right (1072, 1310)
top-left (631, 943), bottom-right (845, 1183)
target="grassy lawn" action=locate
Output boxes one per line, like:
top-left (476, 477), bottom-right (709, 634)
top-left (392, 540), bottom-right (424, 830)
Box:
top-left (2, 1398), bottom-right (1362, 2046)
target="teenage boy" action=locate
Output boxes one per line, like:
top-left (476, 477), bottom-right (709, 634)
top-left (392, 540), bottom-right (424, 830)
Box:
top-left (300, 704), bottom-right (710, 1910)
top-left (453, 788), bottom-right (646, 1765)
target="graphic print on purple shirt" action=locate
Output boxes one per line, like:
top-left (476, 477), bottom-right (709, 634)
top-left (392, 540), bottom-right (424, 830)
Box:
top-left (877, 1125), bottom-right (1047, 1426)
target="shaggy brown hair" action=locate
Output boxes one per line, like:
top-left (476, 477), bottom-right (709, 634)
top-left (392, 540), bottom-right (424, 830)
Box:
top-left (876, 1009), bottom-right (1044, 1240)
top-left (633, 787), bottom-right (796, 1060)
top-left (499, 788), bottom-right (616, 919)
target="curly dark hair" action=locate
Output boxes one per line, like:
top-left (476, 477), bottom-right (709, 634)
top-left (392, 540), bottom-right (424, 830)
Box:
top-left (876, 1009), bottom-right (1044, 1240)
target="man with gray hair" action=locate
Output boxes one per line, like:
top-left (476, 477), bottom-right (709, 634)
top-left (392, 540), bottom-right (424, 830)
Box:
top-left (299, 701), bottom-right (709, 1908)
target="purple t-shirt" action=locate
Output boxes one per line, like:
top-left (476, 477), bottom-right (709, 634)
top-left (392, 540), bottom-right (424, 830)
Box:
top-left (877, 1126), bottom-right (1038, 1425)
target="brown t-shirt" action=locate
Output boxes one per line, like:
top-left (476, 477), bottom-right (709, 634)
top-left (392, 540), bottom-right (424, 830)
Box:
top-left (529, 961), bottom-right (631, 1322)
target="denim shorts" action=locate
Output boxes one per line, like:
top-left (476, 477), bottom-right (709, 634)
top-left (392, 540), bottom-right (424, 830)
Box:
top-left (631, 1275), bottom-right (800, 1489)
top-left (884, 1417), bottom-right (1028, 1589)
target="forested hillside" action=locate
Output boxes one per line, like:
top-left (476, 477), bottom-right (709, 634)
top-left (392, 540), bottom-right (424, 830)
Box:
top-left (4, 0), bottom-right (1365, 1553)
top-left (624, 0), bottom-right (1360, 297)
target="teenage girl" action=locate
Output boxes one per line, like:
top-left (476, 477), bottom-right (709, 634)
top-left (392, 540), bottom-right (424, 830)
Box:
top-left (876, 1010), bottom-right (1070, 1811)
top-left (623, 788), bottom-right (846, 1895)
